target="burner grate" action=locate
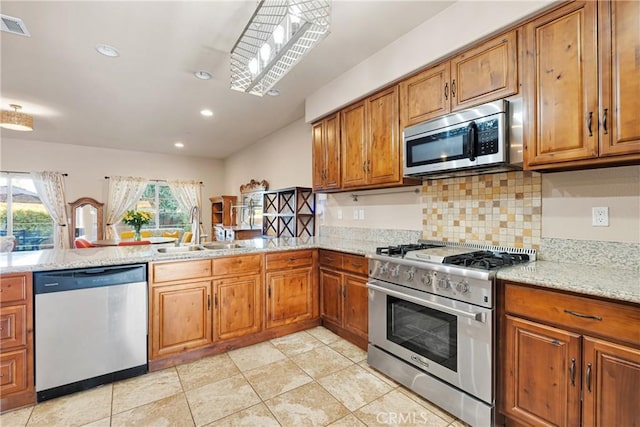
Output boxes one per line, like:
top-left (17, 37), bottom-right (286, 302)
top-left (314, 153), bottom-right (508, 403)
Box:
top-left (376, 243), bottom-right (444, 258)
top-left (444, 250), bottom-right (530, 270)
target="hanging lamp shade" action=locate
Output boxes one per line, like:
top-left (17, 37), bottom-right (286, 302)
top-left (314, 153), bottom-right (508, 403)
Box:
top-left (1, 104), bottom-right (34, 131)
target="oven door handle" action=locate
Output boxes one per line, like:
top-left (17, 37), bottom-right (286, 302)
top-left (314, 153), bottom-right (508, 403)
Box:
top-left (367, 282), bottom-right (486, 323)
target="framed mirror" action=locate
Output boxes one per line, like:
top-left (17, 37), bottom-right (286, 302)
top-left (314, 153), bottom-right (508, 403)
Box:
top-left (69, 197), bottom-right (104, 246)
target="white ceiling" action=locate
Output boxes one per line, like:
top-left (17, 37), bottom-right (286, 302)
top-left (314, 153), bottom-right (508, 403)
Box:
top-left (1, 1), bottom-right (453, 159)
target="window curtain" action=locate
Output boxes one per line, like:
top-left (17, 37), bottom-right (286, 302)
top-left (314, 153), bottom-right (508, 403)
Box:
top-left (167, 179), bottom-right (203, 237)
top-left (104, 176), bottom-right (148, 239)
top-left (30, 171), bottom-right (70, 250)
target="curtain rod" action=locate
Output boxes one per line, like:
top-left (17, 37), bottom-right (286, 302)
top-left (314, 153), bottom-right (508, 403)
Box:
top-left (1, 170), bottom-right (68, 176)
top-left (104, 176), bottom-right (203, 184)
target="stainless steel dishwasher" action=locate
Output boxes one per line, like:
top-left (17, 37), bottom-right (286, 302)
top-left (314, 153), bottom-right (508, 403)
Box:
top-left (34, 264), bottom-right (147, 402)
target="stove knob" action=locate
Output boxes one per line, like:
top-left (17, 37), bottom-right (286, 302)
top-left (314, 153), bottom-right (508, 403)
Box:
top-left (379, 262), bottom-right (389, 275)
top-left (406, 267), bottom-right (416, 281)
top-left (438, 277), bottom-right (451, 290)
top-left (390, 265), bottom-right (400, 278)
top-left (455, 280), bottom-right (470, 294)
top-left (421, 273), bottom-right (432, 286)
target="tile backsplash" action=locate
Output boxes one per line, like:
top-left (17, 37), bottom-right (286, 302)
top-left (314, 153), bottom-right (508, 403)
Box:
top-left (422, 171), bottom-right (542, 249)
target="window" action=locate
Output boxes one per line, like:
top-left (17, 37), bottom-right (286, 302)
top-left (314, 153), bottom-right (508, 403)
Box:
top-left (132, 182), bottom-right (189, 230)
top-left (0, 174), bottom-right (54, 251)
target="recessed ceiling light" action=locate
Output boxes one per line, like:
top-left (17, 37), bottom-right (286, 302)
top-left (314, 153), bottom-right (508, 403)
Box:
top-left (200, 109), bottom-right (213, 117)
top-left (267, 89), bottom-right (280, 96)
top-left (96, 44), bottom-right (120, 57)
top-left (194, 71), bottom-right (212, 80)
top-left (174, 142), bottom-right (184, 148)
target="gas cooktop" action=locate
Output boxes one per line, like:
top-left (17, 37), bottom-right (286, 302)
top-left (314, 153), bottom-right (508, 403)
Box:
top-left (374, 242), bottom-right (533, 271)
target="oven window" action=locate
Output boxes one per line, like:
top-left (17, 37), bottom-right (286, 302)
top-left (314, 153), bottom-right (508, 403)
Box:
top-left (387, 296), bottom-right (457, 371)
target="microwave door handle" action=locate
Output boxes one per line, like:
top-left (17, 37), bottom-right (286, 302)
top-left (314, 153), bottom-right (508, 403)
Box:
top-left (466, 121), bottom-right (478, 161)
top-left (367, 282), bottom-right (486, 323)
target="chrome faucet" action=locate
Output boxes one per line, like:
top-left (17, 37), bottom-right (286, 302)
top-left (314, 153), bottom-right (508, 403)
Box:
top-left (189, 206), bottom-right (200, 245)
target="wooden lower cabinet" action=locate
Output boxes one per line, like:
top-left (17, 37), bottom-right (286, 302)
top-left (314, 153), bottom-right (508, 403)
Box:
top-left (0, 272), bottom-right (34, 412)
top-left (319, 250), bottom-right (368, 349)
top-left (213, 273), bottom-right (261, 341)
top-left (148, 252), bottom-right (319, 370)
top-left (150, 280), bottom-right (212, 359)
top-left (265, 250), bottom-right (317, 329)
top-left (501, 281), bottom-right (640, 427)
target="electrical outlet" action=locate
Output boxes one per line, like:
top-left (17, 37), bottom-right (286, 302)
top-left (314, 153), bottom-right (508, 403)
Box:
top-left (353, 209), bottom-right (359, 220)
top-left (358, 209), bottom-right (365, 220)
top-left (592, 207), bottom-right (609, 227)
top-left (337, 209), bottom-right (342, 220)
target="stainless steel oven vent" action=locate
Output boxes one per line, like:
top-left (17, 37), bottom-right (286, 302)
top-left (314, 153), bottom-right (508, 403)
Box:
top-left (1, 14), bottom-right (30, 37)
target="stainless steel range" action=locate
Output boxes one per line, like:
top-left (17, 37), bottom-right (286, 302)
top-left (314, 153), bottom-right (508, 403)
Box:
top-left (366, 241), bottom-right (534, 427)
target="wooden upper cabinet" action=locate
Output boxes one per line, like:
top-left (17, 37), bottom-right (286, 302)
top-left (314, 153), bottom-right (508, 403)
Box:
top-left (400, 30), bottom-right (518, 129)
top-left (525, 0), bottom-right (639, 170)
top-left (341, 86), bottom-right (405, 189)
top-left (598, 0), bottom-right (640, 157)
top-left (341, 100), bottom-right (368, 188)
top-left (368, 86), bottom-right (401, 186)
top-left (525, 1), bottom-right (599, 166)
top-left (451, 30), bottom-right (518, 110)
top-left (400, 62), bottom-right (450, 126)
top-left (312, 113), bottom-right (341, 191)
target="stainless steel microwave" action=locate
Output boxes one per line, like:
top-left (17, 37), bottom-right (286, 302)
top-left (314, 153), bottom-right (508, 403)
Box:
top-left (403, 99), bottom-right (523, 178)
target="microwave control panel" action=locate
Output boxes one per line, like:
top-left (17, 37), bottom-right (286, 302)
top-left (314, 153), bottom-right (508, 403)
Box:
top-left (476, 120), bottom-right (500, 155)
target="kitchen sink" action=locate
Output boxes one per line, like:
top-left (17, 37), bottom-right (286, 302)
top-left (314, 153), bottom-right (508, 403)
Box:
top-left (201, 242), bottom-right (244, 250)
top-left (156, 245), bottom-right (206, 253)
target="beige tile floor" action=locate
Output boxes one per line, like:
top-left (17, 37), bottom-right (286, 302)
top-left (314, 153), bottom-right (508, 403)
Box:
top-left (1, 327), bottom-right (469, 427)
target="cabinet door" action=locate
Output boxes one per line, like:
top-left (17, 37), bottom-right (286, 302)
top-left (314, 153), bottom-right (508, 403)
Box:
top-left (343, 274), bottom-right (368, 340)
top-left (598, 0), bottom-right (640, 157)
top-left (214, 274), bottom-right (262, 341)
top-left (451, 30), bottom-right (518, 111)
top-left (524, 1), bottom-right (598, 167)
top-left (582, 337), bottom-right (640, 427)
top-left (265, 267), bottom-right (314, 329)
top-left (399, 62), bottom-right (450, 127)
top-left (503, 315), bottom-right (581, 427)
top-left (323, 113), bottom-right (341, 190)
top-left (312, 121), bottom-right (326, 191)
top-left (341, 101), bottom-right (368, 188)
top-left (150, 281), bottom-right (212, 359)
top-left (367, 86), bottom-right (401, 186)
top-left (319, 268), bottom-right (342, 326)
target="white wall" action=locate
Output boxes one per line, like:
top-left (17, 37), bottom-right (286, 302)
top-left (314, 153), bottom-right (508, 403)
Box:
top-left (306, 0), bottom-right (556, 121)
top-left (223, 118), bottom-right (312, 196)
top-left (0, 138), bottom-right (224, 237)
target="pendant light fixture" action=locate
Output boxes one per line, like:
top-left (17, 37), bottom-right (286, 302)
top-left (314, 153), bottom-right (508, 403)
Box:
top-left (1, 104), bottom-right (33, 131)
top-left (231, 0), bottom-right (331, 96)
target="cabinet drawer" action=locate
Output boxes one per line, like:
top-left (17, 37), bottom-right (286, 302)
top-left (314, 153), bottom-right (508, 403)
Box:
top-left (266, 250), bottom-right (314, 271)
top-left (0, 305), bottom-right (27, 350)
top-left (0, 348), bottom-right (27, 395)
top-left (213, 254), bottom-right (262, 276)
top-left (319, 250), bottom-right (343, 269)
top-left (505, 283), bottom-right (640, 346)
top-left (151, 259), bottom-right (212, 284)
top-left (0, 276), bottom-right (28, 305)
top-left (341, 254), bottom-right (368, 276)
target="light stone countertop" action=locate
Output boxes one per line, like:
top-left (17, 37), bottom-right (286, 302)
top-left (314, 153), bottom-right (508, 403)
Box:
top-left (497, 261), bottom-right (639, 304)
top-left (1, 237), bottom-right (638, 304)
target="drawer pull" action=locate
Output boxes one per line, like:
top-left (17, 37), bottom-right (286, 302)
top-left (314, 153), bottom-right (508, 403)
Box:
top-left (570, 358), bottom-right (576, 386)
top-left (350, 262), bottom-right (363, 268)
top-left (563, 309), bottom-right (602, 321)
top-left (324, 257), bottom-right (335, 262)
top-left (586, 362), bottom-right (592, 392)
